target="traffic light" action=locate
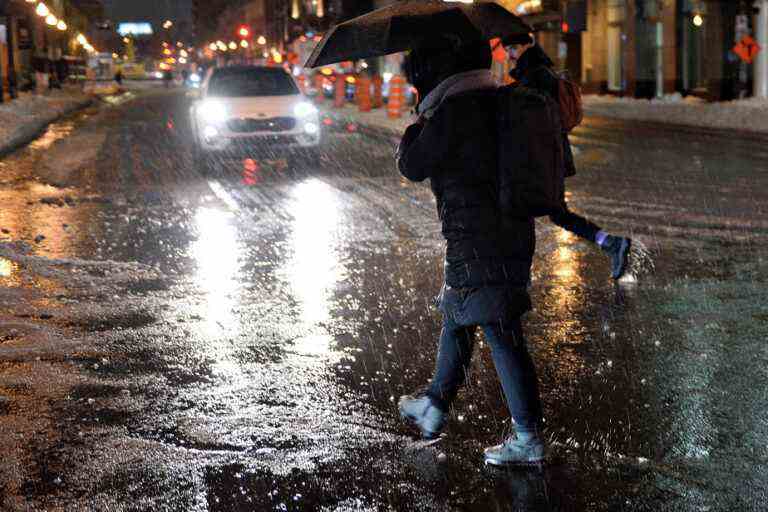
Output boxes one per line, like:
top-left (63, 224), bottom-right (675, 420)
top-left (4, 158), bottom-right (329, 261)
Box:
top-left (238, 25), bottom-right (250, 39)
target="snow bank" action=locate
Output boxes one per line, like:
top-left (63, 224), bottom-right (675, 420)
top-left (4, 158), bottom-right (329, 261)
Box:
top-left (0, 87), bottom-right (93, 155)
top-left (583, 94), bottom-right (768, 133)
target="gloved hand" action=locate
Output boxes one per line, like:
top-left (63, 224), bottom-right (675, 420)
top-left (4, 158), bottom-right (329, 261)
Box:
top-left (395, 120), bottom-right (425, 161)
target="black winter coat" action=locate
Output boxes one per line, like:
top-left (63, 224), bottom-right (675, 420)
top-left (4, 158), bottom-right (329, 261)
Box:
top-left (511, 45), bottom-right (576, 178)
top-left (397, 90), bottom-right (535, 290)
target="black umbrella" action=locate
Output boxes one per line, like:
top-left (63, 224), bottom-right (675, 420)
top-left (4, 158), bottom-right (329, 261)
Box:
top-left (305, 1), bottom-right (532, 68)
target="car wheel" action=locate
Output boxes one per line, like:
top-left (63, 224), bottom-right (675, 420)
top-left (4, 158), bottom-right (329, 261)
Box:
top-left (193, 146), bottom-right (219, 177)
top-left (291, 147), bottom-right (322, 172)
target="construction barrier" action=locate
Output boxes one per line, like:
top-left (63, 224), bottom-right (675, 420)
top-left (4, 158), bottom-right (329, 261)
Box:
top-left (388, 75), bottom-right (405, 119)
top-left (334, 75), bottom-right (346, 108)
top-left (372, 75), bottom-right (384, 109)
top-left (356, 75), bottom-right (372, 112)
top-left (313, 74), bottom-right (325, 103)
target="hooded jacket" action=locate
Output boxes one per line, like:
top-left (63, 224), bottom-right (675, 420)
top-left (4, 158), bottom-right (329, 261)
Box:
top-left (511, 45), bottom-right (577, 178)
top-left (397, 73), bottom-right (535, 290)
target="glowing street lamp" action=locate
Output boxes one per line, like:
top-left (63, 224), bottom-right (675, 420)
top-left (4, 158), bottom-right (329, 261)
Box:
top-left (238, 25), bottom-right (250, 39)
top-left (36, 3), bottom-right (50, 17)
top-left (228, 41), bottom-right (237, 50)
top-left (56, 20), bottom-right (67, 31)
top-left (240, 40), bottom-right (249, 48)
top-left (257, 35), bottom-right (266, 45)
top-left (209, 43), bottom-right (217, 51)
top-left (45, 14), bottom-right (57, 26)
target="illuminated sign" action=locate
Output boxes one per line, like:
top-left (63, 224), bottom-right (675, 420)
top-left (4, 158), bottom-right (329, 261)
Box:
top-left (117, 23), bottom-right (153, 36)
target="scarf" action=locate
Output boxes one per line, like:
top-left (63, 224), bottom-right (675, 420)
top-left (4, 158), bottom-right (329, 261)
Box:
top-left (416, 69), bottom-right (498, 119)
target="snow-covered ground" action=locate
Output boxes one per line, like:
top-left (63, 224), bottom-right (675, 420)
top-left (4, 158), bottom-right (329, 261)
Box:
top-left (584, 94), bottom-right (768, 133)
top-left (0, 87), bottom-right (93, 154)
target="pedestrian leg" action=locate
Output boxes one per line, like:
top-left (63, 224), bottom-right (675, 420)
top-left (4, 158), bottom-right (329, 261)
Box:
top-left (548, 202), bottom-right (602, 244)
top-left (427, 315), bottom-right (477, 410)
top-left (480, 318), bottom-right (543, 434)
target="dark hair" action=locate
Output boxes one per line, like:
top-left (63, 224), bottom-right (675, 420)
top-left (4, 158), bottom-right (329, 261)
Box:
top-left (501, 33), bottom-right (534, 47)
top-left (406, 36), bottom-right (491, 98)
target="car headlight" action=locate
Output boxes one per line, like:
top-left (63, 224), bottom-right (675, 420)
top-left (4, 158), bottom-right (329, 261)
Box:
top-left (293, 101), bottom-right (318, 117)
top-left (203, 125), bottom-right (220, 140)
top-left (190, 73), bottom-right (201, 83)
top-left (198, 100), bottom-right (228, 124)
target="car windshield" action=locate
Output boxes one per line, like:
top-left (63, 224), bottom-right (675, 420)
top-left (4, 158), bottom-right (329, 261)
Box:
top-left (208, 68), bottom-right (298, 97)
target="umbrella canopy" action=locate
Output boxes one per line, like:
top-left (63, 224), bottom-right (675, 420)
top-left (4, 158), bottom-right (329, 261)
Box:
top-left (305, 1), bottom-right (532, 68)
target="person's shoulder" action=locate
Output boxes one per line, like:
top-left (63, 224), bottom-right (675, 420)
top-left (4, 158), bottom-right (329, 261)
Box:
top-left (441, 88), bottom-right (498, 110)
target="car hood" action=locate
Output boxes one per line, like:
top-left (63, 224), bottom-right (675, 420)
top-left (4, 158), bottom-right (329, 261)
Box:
top-left (208, 95), bottom-right (308, 119)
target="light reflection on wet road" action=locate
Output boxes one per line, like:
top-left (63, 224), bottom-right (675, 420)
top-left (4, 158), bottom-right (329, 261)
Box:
top-left (0, 91), bottom-right (767, 511)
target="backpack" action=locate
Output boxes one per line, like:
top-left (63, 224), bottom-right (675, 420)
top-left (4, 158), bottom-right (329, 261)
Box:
top-left (496, 85), bottom-right (565, 218)
top-left (554, 70), bottom-right (583, 132)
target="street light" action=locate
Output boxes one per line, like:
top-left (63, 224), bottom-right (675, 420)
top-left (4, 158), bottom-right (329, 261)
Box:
top-left (257, 35), bottom-right (266, 45)
top-left (240, 40), bottom-right (249, 48)
top-left (45, 14), bottom-right (57, 26)
top-left (238, 25), bottom-right (250, 39)
top-left (208, 43), bottom-right (217, 51)
top-left (163, 20), bottom-right (173, 29)
top-left (228, 41), bottom-right (237, 50)
top-left (692, 14), bottom-right (704, 27)
top-left (35, 3), bottom-right (49, 17)
top-left (56, 20), bottom-right (67, 31)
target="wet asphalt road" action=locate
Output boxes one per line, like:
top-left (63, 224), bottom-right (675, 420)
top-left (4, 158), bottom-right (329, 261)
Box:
top-left (1, 89), bottom-right (768, 511)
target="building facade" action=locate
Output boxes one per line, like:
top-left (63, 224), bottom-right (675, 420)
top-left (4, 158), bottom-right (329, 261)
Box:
top-left (520, 0), bottom-right (761, 100)
top-left (0, 0), bottom-right (100, 99)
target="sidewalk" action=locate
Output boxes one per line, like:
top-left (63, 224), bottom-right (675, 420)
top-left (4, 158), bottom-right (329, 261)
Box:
top-left (324, 94), bottom-right (768, 136)
top-left (0, 87), bottom-right (94, 157)
top-left (583, 94), bottom-right (768, 134)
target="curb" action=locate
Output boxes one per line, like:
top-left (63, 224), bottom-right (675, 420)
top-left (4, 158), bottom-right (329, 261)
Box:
top-left (0, 97), bottom-right (95, 158)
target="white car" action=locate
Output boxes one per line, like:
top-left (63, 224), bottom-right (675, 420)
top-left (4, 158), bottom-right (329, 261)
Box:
top-left (190, 65), bottom-right (321, 172)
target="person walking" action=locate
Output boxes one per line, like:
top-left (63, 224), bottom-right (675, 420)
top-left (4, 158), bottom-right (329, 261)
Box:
top-left (396, 35), bottom-right (546, 466)
top-left (505, 34), bottom-right (632, 280)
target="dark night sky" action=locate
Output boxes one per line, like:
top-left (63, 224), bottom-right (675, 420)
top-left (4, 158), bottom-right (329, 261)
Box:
top-left (102, 0), bottom-right (193, 25)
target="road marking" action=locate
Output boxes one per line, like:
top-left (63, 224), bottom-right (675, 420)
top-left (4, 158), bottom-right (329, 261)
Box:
top-left (206, 179), bottom-right (240, 212)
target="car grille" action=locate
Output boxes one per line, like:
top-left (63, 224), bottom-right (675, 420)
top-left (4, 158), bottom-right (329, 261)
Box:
top-left (227, 117), bottom-right (296, 133)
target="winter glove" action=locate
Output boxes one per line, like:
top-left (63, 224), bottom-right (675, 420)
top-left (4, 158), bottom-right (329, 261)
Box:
top-left (395, 121), bottom-right (424, 162)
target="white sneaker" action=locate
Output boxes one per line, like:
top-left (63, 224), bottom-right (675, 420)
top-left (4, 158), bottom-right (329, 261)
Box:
top-left (398, 393), bottom-right (446, 439)
top-left (484, 435), bottom-right (546, 466)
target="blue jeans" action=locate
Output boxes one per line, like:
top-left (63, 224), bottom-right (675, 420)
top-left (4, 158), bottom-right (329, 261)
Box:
top-left (427, 285), bottom-right (543, 434)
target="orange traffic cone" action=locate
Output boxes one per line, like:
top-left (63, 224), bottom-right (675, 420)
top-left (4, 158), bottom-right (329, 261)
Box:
top-left (314, 74), bottom-right (325, 104)
top-left (388, 75), bottom-right (405, 119)
top-left (372, 75), bottom-right (384, 109)
top-left (356, 75), bottom-right (372, 112)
